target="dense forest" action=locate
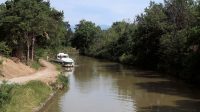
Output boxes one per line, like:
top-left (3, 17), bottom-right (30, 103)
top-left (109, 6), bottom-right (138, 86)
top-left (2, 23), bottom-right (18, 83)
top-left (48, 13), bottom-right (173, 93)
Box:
top-left (0, 0), bottom-right (72, 63)
top-left (71, 0), bottom-right (200, 84)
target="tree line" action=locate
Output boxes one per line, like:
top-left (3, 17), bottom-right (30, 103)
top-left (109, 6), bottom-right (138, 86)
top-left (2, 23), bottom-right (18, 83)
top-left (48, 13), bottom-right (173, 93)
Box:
top-left (71, 0), bottom-right (200, 84)
top-left (0, 0), bottom-right (72, 63)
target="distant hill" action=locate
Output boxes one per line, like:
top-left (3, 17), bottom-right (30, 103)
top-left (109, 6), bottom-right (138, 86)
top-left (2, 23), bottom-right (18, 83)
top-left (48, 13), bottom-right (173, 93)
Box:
top-left (99, 25), bottom-right (110, 30)
top-left (70, 25), bottom-right (76, 32)
top-left (70, 25), bottom-right (110, 32)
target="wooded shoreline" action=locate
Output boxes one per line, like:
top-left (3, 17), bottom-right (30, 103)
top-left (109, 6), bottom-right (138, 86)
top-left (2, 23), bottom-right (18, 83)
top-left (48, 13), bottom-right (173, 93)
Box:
top-left (71, 0), bottom-right (200, 85)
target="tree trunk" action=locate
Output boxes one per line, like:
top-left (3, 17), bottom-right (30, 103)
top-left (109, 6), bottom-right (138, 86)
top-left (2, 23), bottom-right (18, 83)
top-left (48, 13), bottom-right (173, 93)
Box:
top-left (12, 45), bottom-right (24, 60)
top-left (25, 32), bottom-right (30, 64)
top-left (31, 34), bottom-right (35, 61)
top-left (27, 45), bottom-right (30, 64)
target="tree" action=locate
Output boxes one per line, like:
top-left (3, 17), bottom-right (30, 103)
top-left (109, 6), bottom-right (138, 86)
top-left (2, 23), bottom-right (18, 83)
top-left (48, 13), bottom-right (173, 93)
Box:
top-left (0, 0), bottom-right (67, 63)
top-left (133, 2), bottom-right (167, 68)
top-left (72, 20), bottom-right (101, 54)
top-left (70, 0), bottom-right (200, 83)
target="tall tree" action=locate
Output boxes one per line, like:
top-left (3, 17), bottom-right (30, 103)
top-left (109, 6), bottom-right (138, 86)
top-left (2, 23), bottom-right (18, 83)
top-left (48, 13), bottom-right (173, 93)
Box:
top-left (0, 0), bottom-right (67, 63)
top-left (72, 20), bottom-right (101, 54)
top-left (133, 2), bottom-right (167, 68)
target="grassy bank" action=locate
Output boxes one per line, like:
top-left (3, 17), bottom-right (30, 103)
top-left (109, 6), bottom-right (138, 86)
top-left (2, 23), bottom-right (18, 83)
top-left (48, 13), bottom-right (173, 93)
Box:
top-left (0, 81), bottom-right (52, 112)
top-left (0, 74), bottom-right (68, 112)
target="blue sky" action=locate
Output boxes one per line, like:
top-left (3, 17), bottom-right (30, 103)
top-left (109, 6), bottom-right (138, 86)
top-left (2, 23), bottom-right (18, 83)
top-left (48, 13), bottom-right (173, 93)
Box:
top-left (0, 0), bottom-right (163, 26)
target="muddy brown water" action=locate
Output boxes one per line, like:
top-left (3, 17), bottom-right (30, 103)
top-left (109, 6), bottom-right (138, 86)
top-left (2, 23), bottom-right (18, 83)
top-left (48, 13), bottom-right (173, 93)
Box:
top-left (42, 54), bottom-right (200, 112)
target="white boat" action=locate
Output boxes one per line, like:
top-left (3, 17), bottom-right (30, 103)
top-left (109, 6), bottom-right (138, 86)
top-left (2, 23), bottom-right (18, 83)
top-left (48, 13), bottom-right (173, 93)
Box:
top-left (57, 53), bottom-right (74, 67)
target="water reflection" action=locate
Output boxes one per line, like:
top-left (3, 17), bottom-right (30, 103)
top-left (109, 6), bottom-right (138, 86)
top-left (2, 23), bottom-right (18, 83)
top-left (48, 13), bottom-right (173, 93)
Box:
top-left (43, 55), bottom-right (200, 112)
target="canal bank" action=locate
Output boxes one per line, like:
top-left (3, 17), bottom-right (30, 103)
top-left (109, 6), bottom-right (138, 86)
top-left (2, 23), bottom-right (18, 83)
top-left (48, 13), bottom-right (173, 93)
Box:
top-left (0, 74), bottom-right (69, 112)
top-left (0, 57), bottom-right (69, 112)
top-left (41, 54), bottom-right (200, 112)
top-left (0, 81), bottom-right (53, 112)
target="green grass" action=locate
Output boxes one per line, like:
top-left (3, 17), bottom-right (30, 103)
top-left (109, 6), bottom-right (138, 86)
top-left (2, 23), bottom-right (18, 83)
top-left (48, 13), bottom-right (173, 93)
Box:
top-left (56, 74), bottom-right (69, 87)
top-left (0, 81), bottom-right (52, 112)
top-left (55, 63), bottom-right (62, 71)
top-left (0, 75), bottom-right (69, 112)
top-left (0, 59), bottom-right (3, 77)
top-left (0, 59), bottom-right (3, 65)
top-left (0, 82), bottom-right (15, 109)
top-left (31, 61), bottom-right (42, 70)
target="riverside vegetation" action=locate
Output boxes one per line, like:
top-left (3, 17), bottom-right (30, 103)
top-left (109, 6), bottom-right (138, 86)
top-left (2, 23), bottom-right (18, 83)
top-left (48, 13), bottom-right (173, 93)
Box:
top-left (71, 0), bottom-right (200, 84)
top-left (0, 0), bottom-right (71, 111)
top-left (0, 0), bottom-right (73, 64)
top-left (0, 74), bottom-right (68, 112)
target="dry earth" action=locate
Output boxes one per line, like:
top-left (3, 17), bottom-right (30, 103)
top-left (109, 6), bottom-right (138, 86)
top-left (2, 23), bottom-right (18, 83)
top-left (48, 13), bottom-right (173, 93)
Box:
top-left (0, 57), bottom-right (59, 84)
top-left (0, 56), bottom-right (35, 79)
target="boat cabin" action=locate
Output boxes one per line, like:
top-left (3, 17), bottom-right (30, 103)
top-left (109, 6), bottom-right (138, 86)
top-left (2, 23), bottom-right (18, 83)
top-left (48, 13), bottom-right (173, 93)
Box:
top-left (57, 53), bottom-right (69, 60)
top-left (56, 53), bottom-right (74, 67)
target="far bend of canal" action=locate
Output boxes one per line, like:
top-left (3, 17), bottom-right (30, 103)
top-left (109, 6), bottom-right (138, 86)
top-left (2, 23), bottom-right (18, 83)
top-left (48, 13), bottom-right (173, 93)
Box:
top-left (43, 54), bottom-right (200, 112)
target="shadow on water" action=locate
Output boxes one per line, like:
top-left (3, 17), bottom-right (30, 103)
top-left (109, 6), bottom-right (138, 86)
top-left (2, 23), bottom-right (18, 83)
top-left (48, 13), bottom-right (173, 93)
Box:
top-left (139, 100), bottom-right (200, 112)
top-left (133, 71), bottom-right (164, 79)
top-left (116, 63), bottom-right (200, 97)
top-left (97, 61), bottom-right (200, 112)
top-left (97, 61), bottom-right (164, 78)
top-left (133, 71), bottom-right (200, 112)
top-left (135, 80), bottom-right (200, 98)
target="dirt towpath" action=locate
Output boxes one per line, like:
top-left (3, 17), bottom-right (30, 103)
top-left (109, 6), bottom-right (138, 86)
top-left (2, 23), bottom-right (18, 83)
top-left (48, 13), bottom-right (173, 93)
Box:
top-left (7, 59), bottom-right (59, 84)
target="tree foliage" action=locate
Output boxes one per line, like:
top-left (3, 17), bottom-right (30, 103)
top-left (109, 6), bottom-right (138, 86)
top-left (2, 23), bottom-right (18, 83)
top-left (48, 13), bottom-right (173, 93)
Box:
top-left (0, 0), bottom-right (70, 63)
top-left (73, 0), bottom-right (200, 84)
top-left (71, 20), bottom-right (101, 54)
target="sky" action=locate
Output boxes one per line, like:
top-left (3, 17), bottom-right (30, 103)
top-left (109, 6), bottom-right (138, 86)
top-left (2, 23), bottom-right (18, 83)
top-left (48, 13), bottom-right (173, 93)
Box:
top-left (0, 0), bottom-right (163, 26)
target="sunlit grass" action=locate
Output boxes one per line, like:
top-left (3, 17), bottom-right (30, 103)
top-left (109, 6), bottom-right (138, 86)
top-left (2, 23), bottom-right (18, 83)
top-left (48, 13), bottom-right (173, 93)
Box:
top-left (31, 61), bottom-right (42, 70)
top-left (1, 81), bottom-right (52, 112)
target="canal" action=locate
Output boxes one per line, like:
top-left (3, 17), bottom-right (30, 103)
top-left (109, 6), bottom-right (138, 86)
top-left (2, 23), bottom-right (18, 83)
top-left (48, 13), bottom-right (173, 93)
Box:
top-left (43, 54), bottom-right (200, 112)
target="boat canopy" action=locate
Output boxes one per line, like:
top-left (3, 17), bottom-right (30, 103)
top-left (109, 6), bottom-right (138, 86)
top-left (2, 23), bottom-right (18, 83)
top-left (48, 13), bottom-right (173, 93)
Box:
top-left (57, 53), bottom-right (69, 58)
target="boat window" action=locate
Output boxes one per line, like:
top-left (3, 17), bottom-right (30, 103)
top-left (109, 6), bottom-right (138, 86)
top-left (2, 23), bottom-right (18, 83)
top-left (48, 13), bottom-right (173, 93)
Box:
top-left (63, 56), bottom-right (68, 58)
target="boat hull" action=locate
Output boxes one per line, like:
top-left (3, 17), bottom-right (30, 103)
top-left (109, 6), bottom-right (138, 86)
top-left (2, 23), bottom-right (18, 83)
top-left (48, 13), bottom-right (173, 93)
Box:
top-left (62, 64), bottom-right (74, 67)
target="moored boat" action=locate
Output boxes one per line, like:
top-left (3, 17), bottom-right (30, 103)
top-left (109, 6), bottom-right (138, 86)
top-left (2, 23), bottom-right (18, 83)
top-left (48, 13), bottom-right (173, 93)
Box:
top-left (56, 53), bottom-right (74, 67)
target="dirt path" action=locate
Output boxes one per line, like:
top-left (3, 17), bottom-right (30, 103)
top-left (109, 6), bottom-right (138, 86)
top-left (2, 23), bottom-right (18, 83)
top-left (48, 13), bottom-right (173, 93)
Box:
top-left (7, 59), bottom-right (59, 84)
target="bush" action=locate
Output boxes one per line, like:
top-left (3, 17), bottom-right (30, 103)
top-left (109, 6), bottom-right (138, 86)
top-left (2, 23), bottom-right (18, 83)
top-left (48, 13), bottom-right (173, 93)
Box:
top-left (0, 82), bottom-right (16, 110)
top-left (31, 60), bottom-right (41, 70)
top-left (35, 48), bottom-right (50, 60)
top-left (0, 59), bottom-right (3, 65)
top-left (56, 74), bottom-right (69, 87)
top-left (119, 54), bottom-right (133, 64)
top-left (2, 81), bottom-right (52, 112)
top-left (0, 42), bottom-right (11, 57)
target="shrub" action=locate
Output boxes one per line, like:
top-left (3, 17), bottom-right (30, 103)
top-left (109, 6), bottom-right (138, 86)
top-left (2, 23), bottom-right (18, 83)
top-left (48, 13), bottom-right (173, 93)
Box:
top-left (3, 81), bottom-right (52, 112)
top-left (0, 59), bottom-right (3, 65)
top-left (0, 42), bottom-right (11, 57)
top-left (31, 60), bottom-right (41, 70)
top-left (56, 74), bottom-right (69, 87)
top-left (0, 82), bottom-right (16, 110)
top-left (119, 54), bottom-right (133, 64)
